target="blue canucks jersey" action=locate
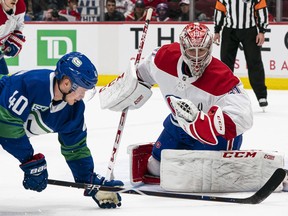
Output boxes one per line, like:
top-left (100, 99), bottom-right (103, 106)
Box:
top-left (0, 69), bottom-right (94, 183)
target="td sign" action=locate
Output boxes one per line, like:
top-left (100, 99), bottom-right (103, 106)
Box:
top-left (37, 30), bottom-right (77, 66)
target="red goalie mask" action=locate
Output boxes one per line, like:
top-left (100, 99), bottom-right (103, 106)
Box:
top-left (179, 23), bottom-right (213, 77)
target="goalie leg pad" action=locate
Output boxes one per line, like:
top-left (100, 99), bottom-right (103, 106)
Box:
top-left (127, 143), bottom-right (160, 185)
top-left (160, 149), bottom-right (284, 192)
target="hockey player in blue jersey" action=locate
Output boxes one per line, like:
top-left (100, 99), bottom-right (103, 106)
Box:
top-left (0, 51), bottom-right (123, 209)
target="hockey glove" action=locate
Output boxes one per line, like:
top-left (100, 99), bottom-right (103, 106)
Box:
top-left (20, 153), bottom-right (48, 192)
top-left (3, 30), bottom-right (26, 57)
top-left (168, 96), bottom-right (199, 122)
top-left (169, 96), bottom-right (226, 145)
top-left (84, 173), bottom-right (124, 209)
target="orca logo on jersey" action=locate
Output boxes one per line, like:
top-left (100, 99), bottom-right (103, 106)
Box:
top-left (32, 104), bottom-right (49, 112)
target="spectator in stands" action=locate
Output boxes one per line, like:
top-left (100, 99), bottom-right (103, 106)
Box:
top-left (167, 0), bottom-right (181, 20)
top-left (195, 10), bottom-right (208, 21)
top-left (58, 0), bottom-right (81, 21)
top-left (194, 0), bottom-right (214, 21)
top-left (178, 0), bottom-right (189, 21)
top-left (116, 0), bottom-right (134, 17)
top-left (155, 2), bottom-right (172, 21)
top-left (126, 0), bottom-right (147, 21)
top-left (48, 0), bottom-right (67, 10)
top-left (143, 0), bottom-right (167, 10)
top-left (105, 0), bottom-right (125, 21)
top-left (24, 0), bottom-right (47, 21)
top-left (50, 8), bottom-right (68, 21)
top-left (43, 4), bottom-right (68, 21)
top-left (24, 0), bottom-right (34, 21)
top-left (268, 13), bottom-right (276, 22)
top-left (135, 0), bottom-right (168, 19)
top-left (177, 0), bottom-right (208, 21)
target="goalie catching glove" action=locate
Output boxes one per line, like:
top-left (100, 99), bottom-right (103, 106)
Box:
top-left (84, 173), bottom-right (124, 209)
top-left (99, 60), bottom-right (152, 111)
top-left (168, 96), bottom-right (225, 145)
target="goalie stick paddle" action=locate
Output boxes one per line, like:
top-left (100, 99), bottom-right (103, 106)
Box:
top-left (105, 8), bottom-right (154, 181)
top-left (48, 168), bottom-right (286, 204)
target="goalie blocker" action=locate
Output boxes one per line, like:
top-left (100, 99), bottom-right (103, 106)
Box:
top-left (99, 60), bottom-right (152, 111)
top-left (127, 143), bottom-right (286, 192)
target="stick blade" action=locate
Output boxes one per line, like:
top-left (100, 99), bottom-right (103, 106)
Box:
top-left (243, 168), bottom-right (287, 204)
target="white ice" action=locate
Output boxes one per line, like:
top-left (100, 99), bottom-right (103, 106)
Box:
top-left (0, 88), bottom-right (287, 216)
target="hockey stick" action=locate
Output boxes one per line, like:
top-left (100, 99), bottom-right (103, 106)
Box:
top-left (48, 168), bottom-right (286, 204)
top-left (0, 47), bottom-right (10, 59)
top-left (105, 8), bottom-right (153, 181)
top-left (0, 52), bottom-right (5, 59)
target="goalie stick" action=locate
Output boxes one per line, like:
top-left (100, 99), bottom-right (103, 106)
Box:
top-left (48, 168), bottom-right (286, 204)
top-left (105, 8), bottom-right (153, 181)
top-left (0, 47), bottom-right (10, 59)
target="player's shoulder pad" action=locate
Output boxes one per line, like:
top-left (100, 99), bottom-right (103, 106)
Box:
top-left (154, 42), bottom-right (181, 77)
top-left (15, 0), bottom-right (26, 15)
top-left (0, 9), bottom-right (7, 25)
top-left (193, 57), bottom-right (240, 96)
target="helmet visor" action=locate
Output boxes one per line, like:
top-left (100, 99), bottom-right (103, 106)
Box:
top-left (72, 84), bottom-right (97, 102)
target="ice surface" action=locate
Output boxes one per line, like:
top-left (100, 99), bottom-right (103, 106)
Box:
top-left (0, 88), bottom-right (287, 216)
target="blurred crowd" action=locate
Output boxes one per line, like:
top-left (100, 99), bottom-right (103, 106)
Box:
top-left (24, 0), bottom-right (81, 21)
top-left (24, 0), bottom-right (283, 22)
top-left (23, 0), bottom-right (216, 22)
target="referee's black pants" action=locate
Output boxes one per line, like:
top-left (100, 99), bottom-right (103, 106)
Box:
top-left (220, 26), bottom-right (267, 100)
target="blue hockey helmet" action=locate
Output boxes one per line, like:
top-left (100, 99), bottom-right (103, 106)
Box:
top-left (55, 52), bottom-right (98, 90)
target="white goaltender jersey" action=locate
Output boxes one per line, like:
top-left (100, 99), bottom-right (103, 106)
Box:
top-left (137, 42), bottom-right (253, 140)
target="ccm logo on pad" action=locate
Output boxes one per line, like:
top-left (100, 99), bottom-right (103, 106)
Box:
top-left (222, 151), bottom-right (257, 158)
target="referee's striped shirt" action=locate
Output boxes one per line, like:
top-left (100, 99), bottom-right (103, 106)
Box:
top-left (214, 0), bottom-right (269, 33)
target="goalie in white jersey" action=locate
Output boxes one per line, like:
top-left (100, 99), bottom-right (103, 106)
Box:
top-left (99, 23), bottom-right (259, 189)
